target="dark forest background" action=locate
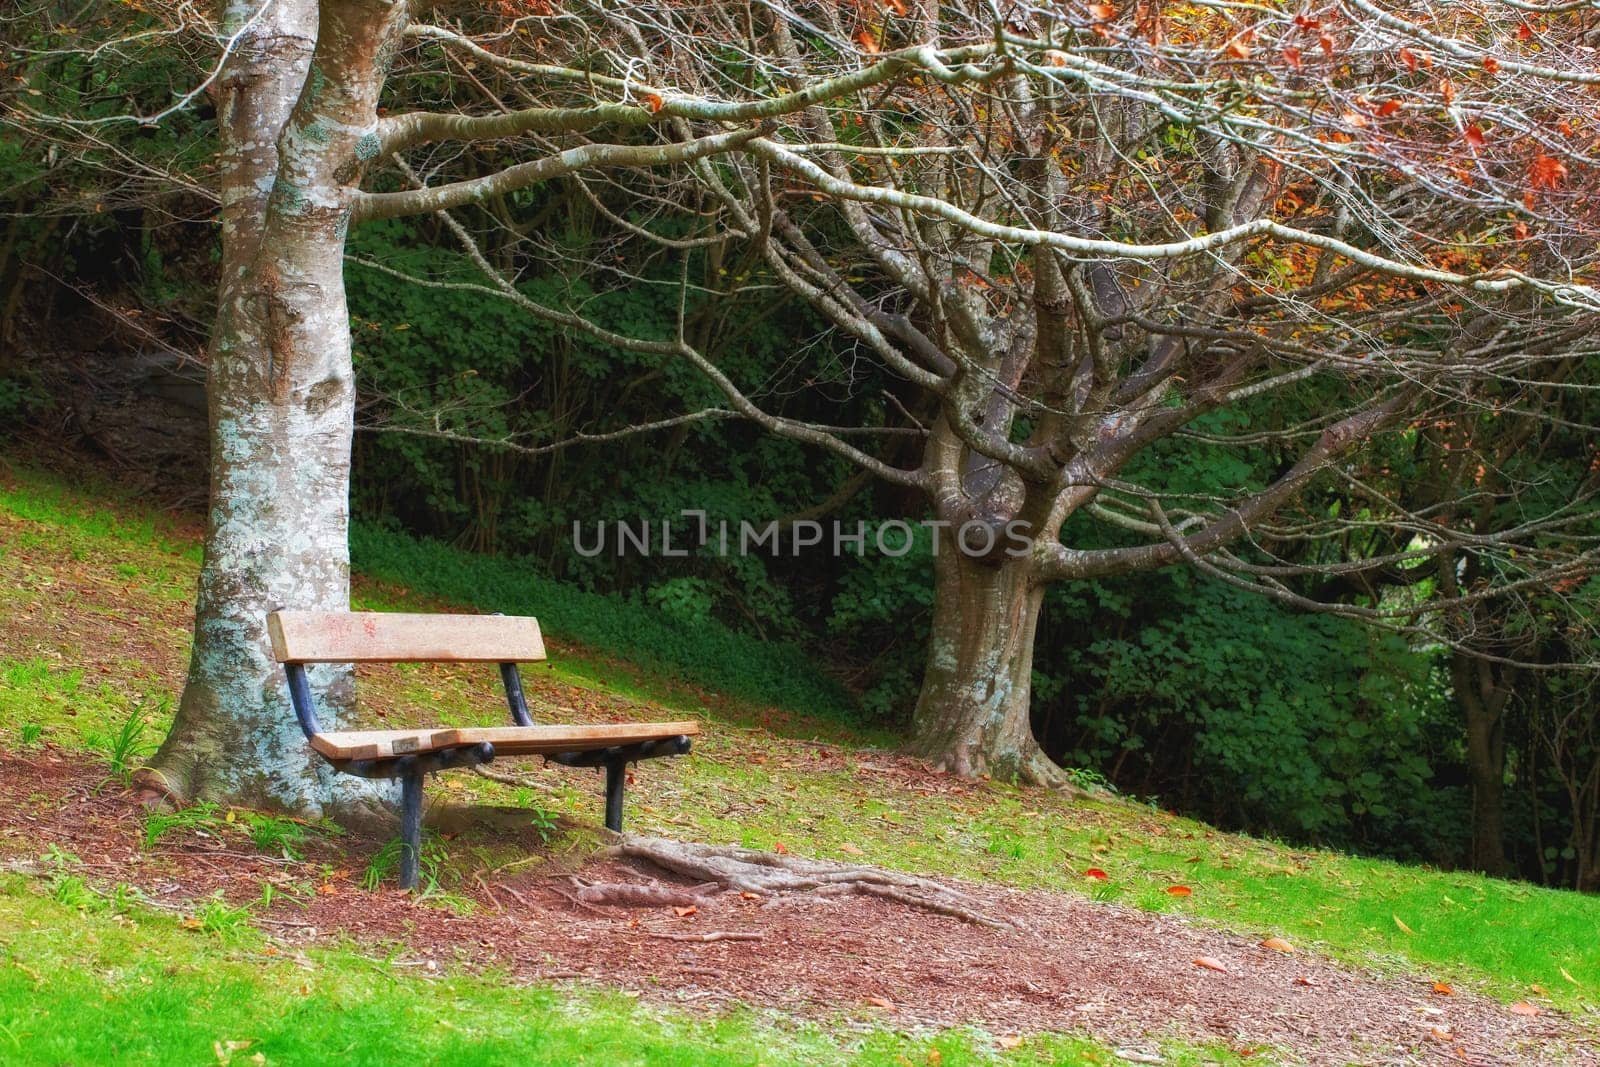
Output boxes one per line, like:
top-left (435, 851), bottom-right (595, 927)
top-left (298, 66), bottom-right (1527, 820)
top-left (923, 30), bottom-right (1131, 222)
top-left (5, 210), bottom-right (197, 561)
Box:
top-left (2, 50), bottom-right (1596, 889)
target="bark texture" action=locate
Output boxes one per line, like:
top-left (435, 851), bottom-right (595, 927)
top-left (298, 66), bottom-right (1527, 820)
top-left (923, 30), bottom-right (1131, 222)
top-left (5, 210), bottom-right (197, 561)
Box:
top-left (149, 0), bottom-right (408, 815)
top-left (907, 548), bottom-right (1069, 787)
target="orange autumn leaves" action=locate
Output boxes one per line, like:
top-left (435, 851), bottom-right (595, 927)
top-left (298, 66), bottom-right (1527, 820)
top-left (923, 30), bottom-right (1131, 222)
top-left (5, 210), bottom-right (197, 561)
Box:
top-left (1082, 867), bottom-right (1192, 897)
top-left (850, 0), bottom-right (907, 54)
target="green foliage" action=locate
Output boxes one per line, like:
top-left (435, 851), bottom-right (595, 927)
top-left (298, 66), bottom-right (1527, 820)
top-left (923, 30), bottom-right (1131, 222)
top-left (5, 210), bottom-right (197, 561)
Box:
top-left (240, 812), bottom-right (313, 860)
top-left (194, 892), bottom-right (254, 940)
top-left (142, 803), bottom-right (224, 851)
top-left (360, 833), bottom-right (472, 912)
top-left (83, 702), bottom-right (159, 786)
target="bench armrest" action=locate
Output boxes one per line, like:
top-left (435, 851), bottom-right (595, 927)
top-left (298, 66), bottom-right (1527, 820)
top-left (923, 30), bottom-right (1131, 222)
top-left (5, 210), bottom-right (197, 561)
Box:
top-left (500, 663), bottom-right (535, 727)
top-left (283, 662), bottom-right (324, 740)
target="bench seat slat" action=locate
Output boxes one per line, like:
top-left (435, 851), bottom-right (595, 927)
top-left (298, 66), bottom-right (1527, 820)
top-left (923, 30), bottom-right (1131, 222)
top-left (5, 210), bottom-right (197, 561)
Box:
top-left (269, 611), bottom-right (545, 663)
top-left (310, 721), bottom-right (700, 761)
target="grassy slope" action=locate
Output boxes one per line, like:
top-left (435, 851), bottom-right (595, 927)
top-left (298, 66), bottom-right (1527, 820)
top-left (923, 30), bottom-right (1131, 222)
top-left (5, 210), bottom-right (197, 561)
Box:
top-left (0, 465), bottom-right (1595, 1063)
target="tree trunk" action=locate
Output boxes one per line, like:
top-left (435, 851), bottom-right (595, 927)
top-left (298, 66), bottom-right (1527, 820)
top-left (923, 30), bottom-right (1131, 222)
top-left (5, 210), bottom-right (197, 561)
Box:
top-left (145, 0), bottom-right (405, 816)
top-left (1454, 652), bottom-right (1512, 877)
top-left (907, 548), bottom-right (1071, 787)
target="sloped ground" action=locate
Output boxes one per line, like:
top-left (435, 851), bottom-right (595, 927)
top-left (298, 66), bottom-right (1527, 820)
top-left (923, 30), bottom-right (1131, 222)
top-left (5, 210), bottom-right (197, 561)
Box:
top-left (1, 467), bottom-right (1598, 1065)
top-left (0, 753), bottom-right (1591, 1067)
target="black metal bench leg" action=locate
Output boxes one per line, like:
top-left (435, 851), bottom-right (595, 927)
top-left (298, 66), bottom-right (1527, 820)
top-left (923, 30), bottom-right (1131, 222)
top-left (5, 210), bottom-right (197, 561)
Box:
top-left (399, 768), bottom-right (424, 890)
top-left (604, 758), bottom-right (626, 833)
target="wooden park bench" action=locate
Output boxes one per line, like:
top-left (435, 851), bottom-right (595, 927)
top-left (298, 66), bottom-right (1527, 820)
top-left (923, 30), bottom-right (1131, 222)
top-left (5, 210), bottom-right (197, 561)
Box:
top-left (268, 610), bottom-right (698, 889)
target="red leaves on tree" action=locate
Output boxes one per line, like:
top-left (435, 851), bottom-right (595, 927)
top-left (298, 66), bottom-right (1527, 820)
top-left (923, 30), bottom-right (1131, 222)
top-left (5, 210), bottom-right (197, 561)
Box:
top-left (1463, 124), bottom-right (1486, 149)
top-left (1282, 47), bottom-right (1302, 71)
top-left (1528, 154), bottom-right (1568, 191)
top-left (1399, 47), bottom-right (1419, 73)
top-left (1376, 99), bottom-right (1401, 118)
top-left (855, 28), bottom-right (880, 54)
top-left (1224, 31), bottom-right (1254, 60)
top-left (1517, 22), bottom-right (1535, 42)
top-left (1088, 3), bottom-right (1117, 20)
top-left (1482, 56), bottom-right (1501, 75)
top-left (1440, 78), bottom-right (1456, 105)
top-left (1293, 13), bottom-right (1321, 30)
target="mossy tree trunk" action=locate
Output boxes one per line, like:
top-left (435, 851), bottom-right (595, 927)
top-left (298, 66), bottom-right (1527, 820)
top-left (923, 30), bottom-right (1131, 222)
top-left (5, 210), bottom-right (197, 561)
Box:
top-left (907, 547), bottom-right (1068, 786)
top-left (148, 0), bottom-right (407, 815)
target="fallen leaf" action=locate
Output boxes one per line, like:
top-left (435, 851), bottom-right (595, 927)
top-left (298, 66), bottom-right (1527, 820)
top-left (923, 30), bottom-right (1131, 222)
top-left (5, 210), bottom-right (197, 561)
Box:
top-left (866, 995), bottom-right (894, 1009)
top-left (838, 843), bottom-right (865, 855)
top-left (1084, 868), bottom-right (1109, 880)
top-left (642, 92), bottom-right (663, 114)
top-left (997, 1036), bottom-right (1023, 1050)
top-left (1430, 1026), bottom-right (1453, 1041)
top-left (927, 1049), bottom-right (942, 1066)
top-left (1510, 1001), bottom-right (1541, 1017)
top-left (855, 28), bottom-right (880, 54)
top-left (1166, 885), bottom-right (1192, 896)
top-left (739, 891), bottom-right (760, 900)
top-left (672, 905), bottom-right (698, 918)
top-left (1260, 937), bottom-right (1295, 954)
top-left (1433, 981), bottom-right (1454, 995)
top-left (1293, 975), bottom-right (1316, 987)
top-left (1393, 914), bottom-right (1416, 935)
top-left (1560, 966), bottom-right (1580, 986)
top-left (773, 840), bottom-right (788, 854)
top-left (1194, 956), bottom-right (1229, 974)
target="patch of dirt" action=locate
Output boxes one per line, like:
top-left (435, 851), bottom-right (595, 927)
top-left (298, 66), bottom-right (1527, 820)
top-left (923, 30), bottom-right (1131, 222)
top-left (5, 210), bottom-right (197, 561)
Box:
top-left (0, 754), bottom-right (1592, 1067)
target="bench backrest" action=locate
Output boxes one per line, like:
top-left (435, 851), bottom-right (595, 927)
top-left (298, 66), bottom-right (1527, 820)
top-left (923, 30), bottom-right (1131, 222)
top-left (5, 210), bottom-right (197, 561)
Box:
top-left (267, 611), bottom-right (546, 664)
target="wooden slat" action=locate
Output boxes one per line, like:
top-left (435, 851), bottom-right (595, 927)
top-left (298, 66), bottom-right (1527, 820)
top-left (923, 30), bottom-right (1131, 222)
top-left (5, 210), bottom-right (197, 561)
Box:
top-left (267, 611), bottom-right (546, 663)
top-left (309, 721), bottom-right (700, 761)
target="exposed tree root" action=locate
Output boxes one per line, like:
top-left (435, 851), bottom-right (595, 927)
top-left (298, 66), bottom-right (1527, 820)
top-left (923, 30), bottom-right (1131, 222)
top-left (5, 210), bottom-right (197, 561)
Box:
top-left (917, 741), bottom-right (1087, 795)
top-left (569, 878), bottom-right (717, 909)
top-left (611, 836), bottom-right (1011, 929)
top-left (642, 931), bottom-right (765, 943)
top-left (473, 764), bottom-right (565, 795)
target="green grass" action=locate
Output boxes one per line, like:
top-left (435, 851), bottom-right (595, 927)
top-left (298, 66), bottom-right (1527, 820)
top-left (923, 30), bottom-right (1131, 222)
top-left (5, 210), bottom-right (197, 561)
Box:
top-left (352, 523), bottom-right (855, 721)
top-left (0, 461), bottom-right (1597, 1037)
top-left (0, 875), bottom-right (1258, 1066)
top-left (650, 748), bottom-right (1600, 1009)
